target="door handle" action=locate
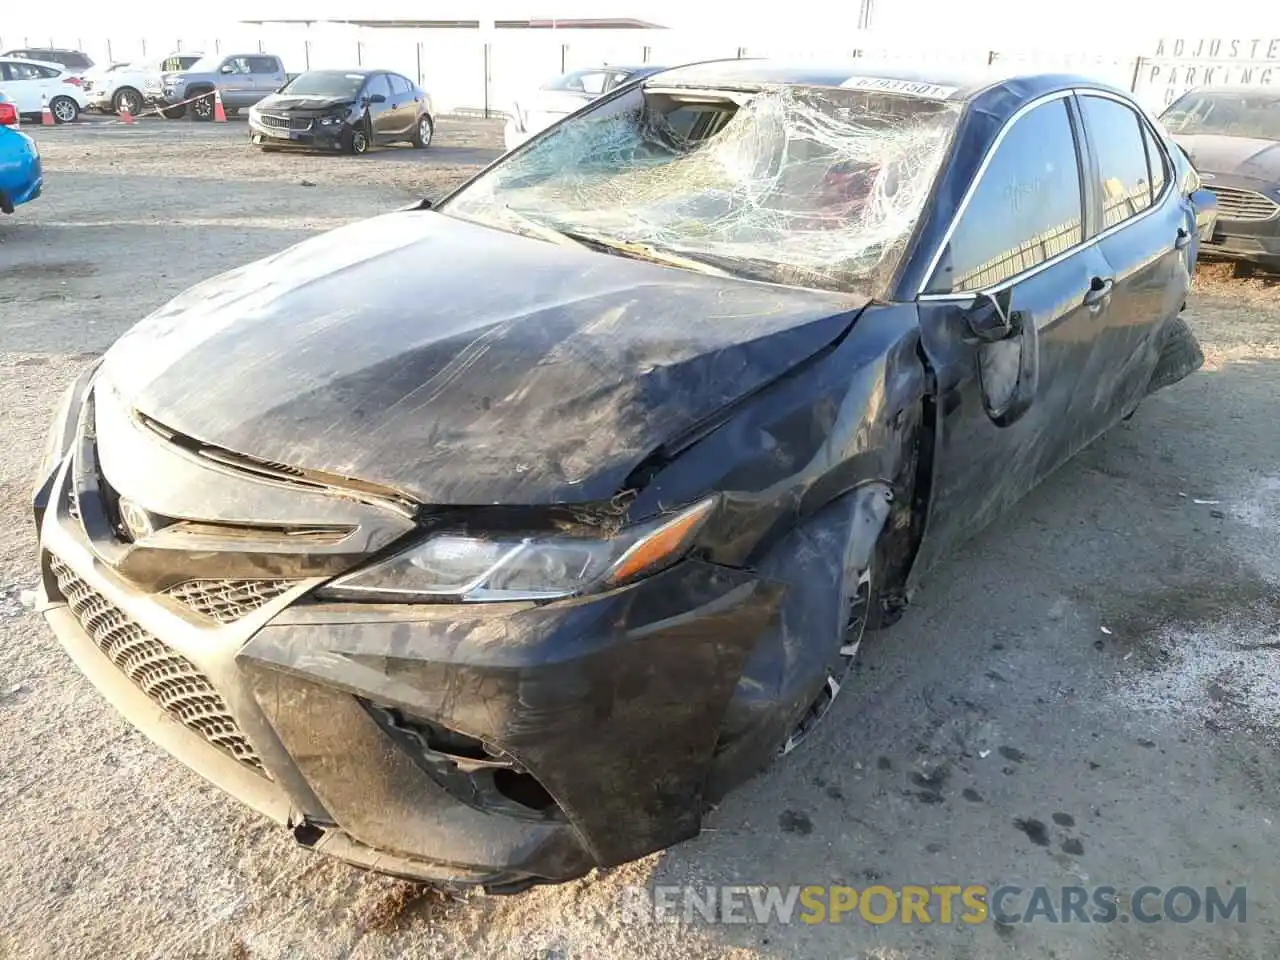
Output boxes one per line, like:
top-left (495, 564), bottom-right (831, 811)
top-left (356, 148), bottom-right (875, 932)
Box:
top-left (1083, 276), bottom-right (1114, 310)
top-left (1175, 227), bottom-right (1192, 249)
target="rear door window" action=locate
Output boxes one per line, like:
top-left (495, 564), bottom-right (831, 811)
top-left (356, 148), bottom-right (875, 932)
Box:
top-left (1079, 95), bottom-right (1156, 230)
top-left (925, 98), bottom-right (1085, 295)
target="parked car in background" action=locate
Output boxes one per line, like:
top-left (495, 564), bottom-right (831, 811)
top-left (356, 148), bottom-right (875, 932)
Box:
top-left (504, 63), bottom-right (667, 151)
top-left (0, 57), bottom-right (88, 122)
top-left (32, 63), bottom-right (1217, 891)
top-left (1160, 86), bottom-right (1280, 274)
top-left (86, 53), bottom-right (203, 115)
top-left (0, 92), bottom-right (42, 214)
top-left (1, 47), bottom-right (93, 71)
top-left (160, 53), bottom-right (287, 120)
top-left (248, 69), bottom-right (433, 154)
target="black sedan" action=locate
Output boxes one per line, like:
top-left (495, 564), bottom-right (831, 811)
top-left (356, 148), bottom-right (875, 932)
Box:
top-left (248, 68), bottom-right (433, 154)
top-left (1161, 86), bottom-right (1280, 273)
top-left (32, 62), bottom-right (1215, 893)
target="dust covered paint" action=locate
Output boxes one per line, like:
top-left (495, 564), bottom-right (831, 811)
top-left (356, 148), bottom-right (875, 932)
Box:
top-left (29, 61), bottom-right (1213, 892)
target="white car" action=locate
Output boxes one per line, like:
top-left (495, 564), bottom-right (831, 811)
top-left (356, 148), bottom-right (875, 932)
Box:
top-left (0, 57), bottom-right (90, 123)
top-left (85, 52), bottom-right (203, 115)
top-left (503, 64), bottom-right (668, 152)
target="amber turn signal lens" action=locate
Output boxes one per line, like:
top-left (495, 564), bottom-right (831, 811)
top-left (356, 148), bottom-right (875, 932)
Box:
top-left (605, 497), bottom-right (716, 587)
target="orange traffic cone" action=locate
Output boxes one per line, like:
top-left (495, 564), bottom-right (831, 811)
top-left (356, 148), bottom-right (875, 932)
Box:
top-left (212, 87), bottom-right (227, 123)
top-left (41, 95), bottom-right (55, 126)
top-left (118, 102), bottom-right (135, 124)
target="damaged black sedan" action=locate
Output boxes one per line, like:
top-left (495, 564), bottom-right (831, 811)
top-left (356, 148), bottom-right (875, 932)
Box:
top-left (248, 68), bottom-right (434, 154)
top-left (32, 62), bottom-right (1216, 892)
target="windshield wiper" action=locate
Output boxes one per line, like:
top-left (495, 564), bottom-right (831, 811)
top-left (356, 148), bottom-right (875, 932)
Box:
top-left (500, 206), bottom-right (592, 249)
top-left (497, 207), bottom-right (732, 277)
top-left (556, 231), bottom-right (734, 278)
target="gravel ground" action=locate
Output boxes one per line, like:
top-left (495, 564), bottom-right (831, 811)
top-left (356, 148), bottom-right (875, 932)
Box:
top-left (1, 119), bottom-right (1278, 960)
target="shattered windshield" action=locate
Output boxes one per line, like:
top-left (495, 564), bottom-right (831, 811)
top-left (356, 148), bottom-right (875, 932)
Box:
top-left (1162, 92), bottom-right (1280, 140)
top-left (282, 71), bottom-right (368, 98)
top-left (442, 83), bottom-right (961, 293)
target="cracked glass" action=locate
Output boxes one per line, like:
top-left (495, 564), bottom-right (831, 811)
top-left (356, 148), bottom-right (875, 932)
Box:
top-left (443, 83), bottom-right (962, 294)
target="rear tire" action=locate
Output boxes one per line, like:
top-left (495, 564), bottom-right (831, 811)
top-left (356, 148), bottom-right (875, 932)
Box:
top-left (412, 114), bottom-right (433, 148)
top-left (112, 86), bottom-right (142, 116)
top-left (1146, 315), bottom-right (1205, 396)
top-left (49, 96), bottom-right (79, 124)
top-left (160, 102), bottom-right (186, 120)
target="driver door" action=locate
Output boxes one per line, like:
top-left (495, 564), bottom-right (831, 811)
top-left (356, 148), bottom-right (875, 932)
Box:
top-left (362, 74), bottom-right (395, 142)
top-left (218, 56), bottom-right (255, 108)
top-left (912, 93), bottom-right (1118, 575)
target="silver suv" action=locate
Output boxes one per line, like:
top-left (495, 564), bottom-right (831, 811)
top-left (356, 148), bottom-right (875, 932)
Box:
top-left (160, 53), bottom-right (287, 120)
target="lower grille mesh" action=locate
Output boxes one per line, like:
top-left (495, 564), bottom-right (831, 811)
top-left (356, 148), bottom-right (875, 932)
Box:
top-left (164, 579), bottom-right (297, 624)
top-left (49, 556), bottom-right (265, 773)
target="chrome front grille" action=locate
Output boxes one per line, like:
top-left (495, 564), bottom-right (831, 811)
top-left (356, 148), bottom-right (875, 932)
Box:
top-left (164, 578), bottom-right (297, 624)
top-left (49, 556), bottom-right (265, 773)
top-left (1208, 186), bottom-right (1280, 222)
top-left (259, 114), bottom-right (312, 131)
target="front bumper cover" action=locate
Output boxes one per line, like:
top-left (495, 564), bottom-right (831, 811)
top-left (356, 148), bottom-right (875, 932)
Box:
top-left (32, 387), bottom-right (788, 888)
top-left (249, 116), bottom-right (348, 150)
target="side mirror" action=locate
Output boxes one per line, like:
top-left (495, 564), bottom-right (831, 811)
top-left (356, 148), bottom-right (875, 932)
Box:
top-left (967, 290), bottom-right (1039, 428)
top-left (965, 289), bottom-right (1020, 342)
top-left (219, 64), bottom-right (233, 74)
top-left (367, 93), bottom-right (386, 104)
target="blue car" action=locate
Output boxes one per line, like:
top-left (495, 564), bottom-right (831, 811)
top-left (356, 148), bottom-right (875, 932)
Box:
top-left (0, 93), bottom-right (42, 213)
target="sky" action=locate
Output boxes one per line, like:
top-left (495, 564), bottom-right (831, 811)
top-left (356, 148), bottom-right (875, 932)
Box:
top-left (4, 0), bottom-right (1279, 55)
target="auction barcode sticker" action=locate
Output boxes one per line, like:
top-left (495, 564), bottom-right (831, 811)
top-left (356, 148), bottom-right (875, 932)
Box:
top-left (839, 76), bottom-right (960, 99)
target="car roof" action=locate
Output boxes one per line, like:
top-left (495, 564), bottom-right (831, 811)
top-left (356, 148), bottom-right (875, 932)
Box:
top-left (648, 58), bottom-right (1113, 104)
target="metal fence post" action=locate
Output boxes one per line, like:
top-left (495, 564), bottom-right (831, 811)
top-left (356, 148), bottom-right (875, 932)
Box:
top-left (305, 40), bottom-right (311, 70)
top-left (1129, 56), bottom-right (1145, 92)
top-left (416, 42), bottom-right (422, 85)
top-left (988, 50), bottom-right (998, 65)
top-left (141, 39), bottom-right (146, 56)
top-left (483, 42), bottom-right (491, 118)
top-left (560, 43), bottom-right (567, 73)
top-left (357, 41), bottom-right (363, 66)
top-left (106, 39), bottom-right (112, 62)
top-left (736, 46), bottom-right (746, 59)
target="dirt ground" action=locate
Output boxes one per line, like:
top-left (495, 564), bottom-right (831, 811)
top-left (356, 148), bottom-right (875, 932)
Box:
top-left (1, 118), bottom-right (1278, 960)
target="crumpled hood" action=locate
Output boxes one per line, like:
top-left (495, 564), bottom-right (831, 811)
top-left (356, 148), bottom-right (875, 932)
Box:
top-left (99, 211), bottom-right (865, 506)
top-left (1173, 134), bottom-right (1280, 182)
top-left (257, 93), bottom-right (352, 113)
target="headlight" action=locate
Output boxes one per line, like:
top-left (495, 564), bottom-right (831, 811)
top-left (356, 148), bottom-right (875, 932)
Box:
top-left (319, 496), bottom-right (716, 602)
top-left (318, 114), bottom-right (344, 126)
